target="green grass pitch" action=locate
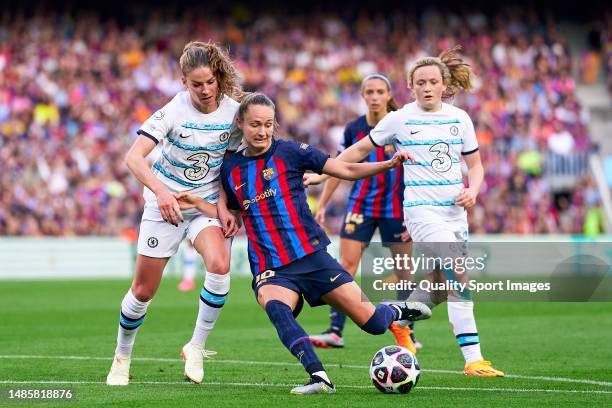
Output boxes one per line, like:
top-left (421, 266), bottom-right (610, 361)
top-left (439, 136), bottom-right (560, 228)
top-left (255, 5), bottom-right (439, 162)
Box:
top-left (0, 277), bottom-right (611, 407)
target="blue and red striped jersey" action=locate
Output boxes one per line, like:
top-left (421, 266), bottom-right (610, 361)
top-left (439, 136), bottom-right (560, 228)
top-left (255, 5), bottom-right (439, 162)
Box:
top-left (340, 115), bottom-right (403, 219)
top-left (221, 139), bottom-right (331, 274)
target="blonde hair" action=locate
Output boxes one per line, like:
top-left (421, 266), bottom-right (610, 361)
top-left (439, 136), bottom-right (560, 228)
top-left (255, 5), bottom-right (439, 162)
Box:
top-left (407, 45), bottom-right (474, 99)
top-left (179, 41), bottom-right (244, 104)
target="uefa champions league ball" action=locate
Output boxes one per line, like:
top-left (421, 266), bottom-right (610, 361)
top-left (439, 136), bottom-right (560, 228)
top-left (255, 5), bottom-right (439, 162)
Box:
top-left (370, 345), bottom-right (420, 394)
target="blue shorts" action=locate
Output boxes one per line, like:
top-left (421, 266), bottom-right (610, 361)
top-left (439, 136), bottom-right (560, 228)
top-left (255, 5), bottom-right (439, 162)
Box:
top-left (252, 249), bottom-right (354, 307)
top-left (340, 212), bottom-right (407, 245)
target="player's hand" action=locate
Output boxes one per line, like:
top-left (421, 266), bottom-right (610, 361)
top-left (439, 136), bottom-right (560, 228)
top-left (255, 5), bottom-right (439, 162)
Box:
top-left (400, 221), bottom-right (411, 242)
top-left (314, 206), bottom-right (326, 226)
top-left (303, 173), bottom-right (323, 186)
top-left (455, 187), bottom-right (478, 209)
top-left (174, 192), bottom-right (198, 210)
top-left (157, 190), bottom-right (183, 226)
top-left (388, 151), bottom-right (414, 168)
top-left (218, 205), bottom-right (240, 238)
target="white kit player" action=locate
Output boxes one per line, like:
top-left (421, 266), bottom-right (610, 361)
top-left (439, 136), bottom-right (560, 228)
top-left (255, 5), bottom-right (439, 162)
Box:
top-left (107, 41), bottom-right (244, 385)
top-left (305, 46), bottom-right (503, 377)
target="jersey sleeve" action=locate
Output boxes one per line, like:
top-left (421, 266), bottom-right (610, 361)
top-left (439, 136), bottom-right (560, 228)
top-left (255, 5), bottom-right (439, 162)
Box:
top-left (369, 111), bottom-right (398, 147)
top-left (137, 104), bottom-right (174, 144)
top-left (461, 113), bottom-right (479, 155)
top-left (220, 164), bottom-right (241, 211)
top-left (293, 142), bottom-right (330, 174)
top-left (227, 123), bottom-right (243, 152)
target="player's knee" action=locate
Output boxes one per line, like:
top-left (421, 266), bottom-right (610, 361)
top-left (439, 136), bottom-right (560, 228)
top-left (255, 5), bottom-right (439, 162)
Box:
top-left (131, 284), bottom-right (155, 302)
top-left (205, 257), bottom-right (230, 275)
top-left (340, 256), bottom-right (360, 275)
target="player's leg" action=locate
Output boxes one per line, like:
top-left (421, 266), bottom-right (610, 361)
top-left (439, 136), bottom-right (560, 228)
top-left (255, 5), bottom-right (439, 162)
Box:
top-left (441, 224), bottom-right (502, 376)
top-left (178, 240), bottom-right (197, 291)
top-left (386, 238), bottom-right (420, 354)
top-left (321, 280), bottom-right (431, 337)
top-left (182, 217), bottom-right (231, 383)
top-left (108, 214), bottom-right (183, 385)
top-left (310, 237), bottom-right (366, 348)
top-left (408, 220), bottom-right (503, 376)
top-left (256, 283), bottom-right (335, 395)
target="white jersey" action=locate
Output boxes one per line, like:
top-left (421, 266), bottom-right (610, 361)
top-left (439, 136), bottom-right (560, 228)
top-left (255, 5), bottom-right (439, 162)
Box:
top-left (369, 102), bottom-right (478, 222)
top-left (137, 92), bottom-right (241, 209)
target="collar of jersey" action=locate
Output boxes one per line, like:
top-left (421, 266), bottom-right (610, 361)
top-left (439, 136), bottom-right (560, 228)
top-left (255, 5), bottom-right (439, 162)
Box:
top-left (241, 138), bottom-right (278, 160)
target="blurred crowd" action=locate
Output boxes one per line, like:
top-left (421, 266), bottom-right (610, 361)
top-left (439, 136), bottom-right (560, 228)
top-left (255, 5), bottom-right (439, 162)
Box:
top-left (599, 13), bottom-right (612, 94)
top-left (0, 6), bottom-right (604, 237)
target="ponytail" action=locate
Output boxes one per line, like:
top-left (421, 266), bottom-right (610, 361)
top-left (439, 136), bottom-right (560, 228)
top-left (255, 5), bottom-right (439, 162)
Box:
top-left (407, 45), bottom-right (474, 99)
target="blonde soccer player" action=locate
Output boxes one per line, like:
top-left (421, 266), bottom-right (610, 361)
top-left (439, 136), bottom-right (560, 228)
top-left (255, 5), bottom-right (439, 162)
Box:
top-left (306, 46), bottom-right (504, 377)
top-left (107, 41), bottom-right (244, 385)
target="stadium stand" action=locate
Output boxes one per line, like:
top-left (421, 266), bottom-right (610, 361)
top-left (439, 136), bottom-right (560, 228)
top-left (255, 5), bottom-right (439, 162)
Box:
top-left (0, 6), bottom-right (604, 236)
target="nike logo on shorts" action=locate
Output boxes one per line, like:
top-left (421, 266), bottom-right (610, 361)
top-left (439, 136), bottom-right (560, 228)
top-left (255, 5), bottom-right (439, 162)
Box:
top-left (330, 273), bottom-right (342, 283)
top-left (410, 130), bottom-right (421, 135)
top-left (179, 134), bottom-right (190, 138)
top-left (393, 233), bottom-right (403, 238)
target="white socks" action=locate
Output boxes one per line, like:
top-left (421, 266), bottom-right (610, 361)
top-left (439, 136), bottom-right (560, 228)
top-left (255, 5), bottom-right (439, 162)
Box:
top-left (115, 289), bottom-right (151, 357)
top-left (448, 301), bottom-right (483, 364)
top-left (190, 272), bottom-right (230, 346)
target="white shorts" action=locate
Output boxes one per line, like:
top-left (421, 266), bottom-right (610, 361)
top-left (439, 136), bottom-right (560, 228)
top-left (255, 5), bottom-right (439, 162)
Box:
top-left (137, 207), bottom-right (222, 258)
top-left (407, 216), bottom-right (470, 278)
top-left (406, 215), bottom-right (468, 243)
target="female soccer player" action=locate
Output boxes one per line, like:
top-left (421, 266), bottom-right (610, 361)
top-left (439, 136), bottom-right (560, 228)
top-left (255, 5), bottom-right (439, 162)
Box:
top-left (308, 74), bottom-right (419, 353)
top-left (306, 46), bottom-right (504, 377)
top-left (176, 92), bottom-right (432, 395)
top-left (107, 41), bottom-right (244, 385)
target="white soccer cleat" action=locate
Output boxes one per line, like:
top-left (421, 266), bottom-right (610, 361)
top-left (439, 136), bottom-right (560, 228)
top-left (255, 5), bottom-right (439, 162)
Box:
top-left (106, 355), bottom-right (131, 386)
top-left (290, 375), bottom-right (336, 395)
top-left (388, 301), bottom-right (432, 322)
top-left (181, 343), bottom-right (217, 384)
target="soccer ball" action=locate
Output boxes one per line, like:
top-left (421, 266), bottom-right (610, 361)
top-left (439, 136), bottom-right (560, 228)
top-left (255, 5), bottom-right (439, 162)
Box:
top-left (369, 345), bottom-right (420, 394)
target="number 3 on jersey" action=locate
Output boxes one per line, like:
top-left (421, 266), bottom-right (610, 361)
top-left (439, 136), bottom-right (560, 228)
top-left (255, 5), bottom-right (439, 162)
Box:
top-left (429, 142), bottom-right (452, 173)
top-left (184, 152), bottom-right (210, 181)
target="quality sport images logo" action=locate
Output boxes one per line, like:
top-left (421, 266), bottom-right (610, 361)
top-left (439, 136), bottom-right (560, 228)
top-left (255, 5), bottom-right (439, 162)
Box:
top-left (242, 188), bottom-right (277, 210)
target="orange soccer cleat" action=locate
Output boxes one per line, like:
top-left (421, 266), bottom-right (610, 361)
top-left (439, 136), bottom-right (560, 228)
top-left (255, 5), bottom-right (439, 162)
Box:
top-left (389, 322), bottom-right (417, 355)
top-left (464, 360), bottom-right (505, 377)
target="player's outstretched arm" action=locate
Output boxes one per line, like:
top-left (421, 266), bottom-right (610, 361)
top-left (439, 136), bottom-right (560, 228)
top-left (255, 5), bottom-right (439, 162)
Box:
top-left (175, 192), bottom-right (241, 237)
top-left (304, 137), bottom-right (378, 186)
top-left (125, 136), bottom-right (183, 226)
top-left (173, 192), bottom-right (220, 219)
top-left (322, 151), bottom-right (413, 181)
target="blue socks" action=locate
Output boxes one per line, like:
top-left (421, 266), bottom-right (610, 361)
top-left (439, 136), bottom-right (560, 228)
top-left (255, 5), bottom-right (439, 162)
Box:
top-left (329, 306), bottom-right (347, 335)
top-left (360, 304), bottom-right (398, 335)
top-left (265, 300), bottom-right (324, 375)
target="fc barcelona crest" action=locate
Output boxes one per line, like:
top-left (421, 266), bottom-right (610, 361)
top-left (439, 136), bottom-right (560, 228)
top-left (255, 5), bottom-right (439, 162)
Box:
top-left (344, 223), bottom-right (356, 234)
top-left (384, 145), bottom-right (395, 155)
top-left (262, 167), bottom-right (275, 180)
